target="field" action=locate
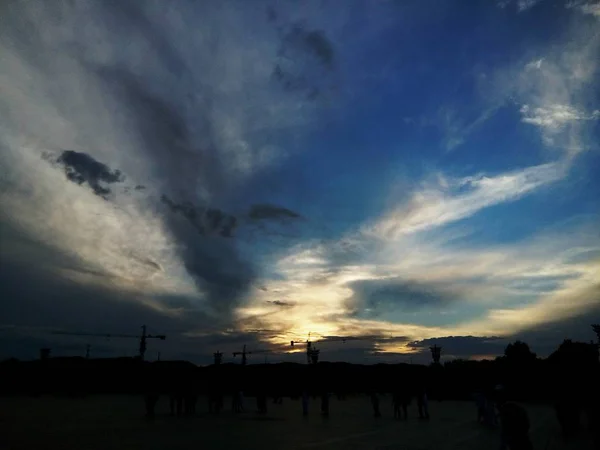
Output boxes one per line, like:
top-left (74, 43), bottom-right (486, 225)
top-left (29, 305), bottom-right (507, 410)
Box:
top-left (0, 395), bottom-right (592, 449)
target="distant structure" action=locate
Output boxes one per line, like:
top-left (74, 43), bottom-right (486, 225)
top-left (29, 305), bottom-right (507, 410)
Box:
top-left (138, 326), bottom-right (166, 361)
top-left (40, 348), bottom-right (51, 360)
top-left (233, 345), bottom-right (270, 365)
top-left (85, 344), bottom-right (90, 359)
top-left (291, 333), bottom-right (358, 365)
top-left (308, 346), bottom-right (320, 365)
top-left (213, 351), bottom-right (223, 365)
top-left (430, 345), bottom-right (442, 364)
top-left (51, 325), bottom-right (166, 361)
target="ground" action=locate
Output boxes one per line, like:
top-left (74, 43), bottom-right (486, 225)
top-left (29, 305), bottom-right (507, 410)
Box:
top-left (0, 395), bottom-right (593, 449)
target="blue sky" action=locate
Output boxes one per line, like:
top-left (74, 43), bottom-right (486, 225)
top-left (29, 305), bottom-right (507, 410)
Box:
top-left (1, 0), bottom-right (599, 363)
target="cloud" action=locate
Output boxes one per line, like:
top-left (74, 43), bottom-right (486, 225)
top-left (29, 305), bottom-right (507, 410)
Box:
top-left (240, 205), bottom-right (600, 356)
top-left (53, 150), bottom-right (124, 198)
top-left (496, 0), bottom-right (544, 11)
top-left (518, 0), bottom-right (544, 11)
top-left (525, 59), bottom-right (544, 70)
top-left (273, 22), bottom-right (337, 100)
top-left (441, 105), bottom-right (501, 152)
top-left (347, 278), bottom-right (463, 317)
top-left (0, 0), bottom-right (337, 326)
top-left (408, 336), bottom-right (507, 360)
top-left (369, 162), bottom-right (564, 239)
top-left (520, 104), bottom-right (599, 136)
top-left (267, 300), bottom-right (295, 307)
top-left (248, 204), bottom-right (301, 220)
top-left (514, 28), bottom-right (600, 152)
top-left (161, 195), bottom-right (237, 238)
top-left (566, 1), bottom-right (600, 17)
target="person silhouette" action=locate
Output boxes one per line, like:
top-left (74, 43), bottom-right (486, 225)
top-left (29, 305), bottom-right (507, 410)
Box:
top-left (497, 396), bottom-right (532, 450)
top-left (302, 389), bottom-right (309, 417)
top-left (416, 384), bottom-right (429, 420)
top-left (370, 391), bottom-right (381, 418)
top-left (321, 391), bottom-right (330, 417)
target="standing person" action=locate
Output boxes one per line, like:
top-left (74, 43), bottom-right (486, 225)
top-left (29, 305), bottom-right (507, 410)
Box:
top-left (393, 390), bottom-right (401, 419)
top-left (371, 391), bottom-right (381, 418)
top-left (232, 390), bottom-right (241, 413)
top-left (302, 389), bottom-right (309, 417)
top-left (143, 365), bottom-right (159, 420)
top-left (256, 391), bottom-right (267, 414)
top-left (474, 390), bottom-right (486, 424)
top-left (170, 393), bottom-right (183, 417)
top-left (484, 387), bottom-right (498, 427)
top-left (399, 387), bottom-right (411, 420)
top-left (238, 390), bottom-right (245, 412)
top-left (417, 384), bottom-right (430, 420)
top-left (497, 398), bottom-right (533, 450)
top-left (321, 391), bottom-right (330, 417)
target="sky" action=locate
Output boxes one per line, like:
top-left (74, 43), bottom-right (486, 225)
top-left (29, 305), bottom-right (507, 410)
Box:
top-left (1, 0), bottom-right (599, 365)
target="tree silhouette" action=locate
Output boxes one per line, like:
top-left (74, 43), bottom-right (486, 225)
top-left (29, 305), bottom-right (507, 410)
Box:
top-left (504, 340), bottom-right (537, 364)
top-left (549, 339), bottom-right (599, 369)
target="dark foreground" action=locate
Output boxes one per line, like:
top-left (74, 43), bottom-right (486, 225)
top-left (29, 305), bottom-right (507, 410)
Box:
top-left (0, 396), bottom-right (594, 449)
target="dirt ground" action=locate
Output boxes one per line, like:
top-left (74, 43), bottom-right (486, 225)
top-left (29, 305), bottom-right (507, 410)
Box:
top-left (0, 395), bottom-right (594, 449)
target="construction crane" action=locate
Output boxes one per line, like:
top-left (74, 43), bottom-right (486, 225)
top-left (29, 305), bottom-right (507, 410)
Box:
top-left (213, 351), bottom-right (223, 365)
top-left (232, 344), bottom-right (271, 366)
top-left (51, 325), bottom-right (165, 361)
top-left (430, 344), bottom-right (442, 364)
top-left (291, 333), bottom-right (361, 365)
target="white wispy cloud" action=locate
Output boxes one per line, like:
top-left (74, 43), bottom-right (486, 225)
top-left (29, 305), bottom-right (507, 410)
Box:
top-left (518, 0), bottom-right (544, 11)
top-left (367, 162), bottom-right (564, 239)
top-left (513, 25), bottom-right (600, 152)
top-left (520, 103), bottom-right (600, 132)
top-left (566, 1), bottom-right (600, 17)
top-left (496, 0), bottom-right (545, 11)
top-left (440, 105), bottom-right (502, 152)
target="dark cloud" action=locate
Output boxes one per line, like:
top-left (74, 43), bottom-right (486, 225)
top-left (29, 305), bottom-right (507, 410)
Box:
top-left (248, 204), bottom-right (301, 220)
top-left (92, 66), bottom-right (226, 198)
top-left (266, 5), bottom-right (278, 23)
top-left (88, 66), bottom-right (254, 315)
top-left (159, 197), bottom-right (255, 315)
top-left (161, 195), bottom-right (237, 238)
top-left (128, 254), bottom-right (162, 273)
top-left (267, 300), bottom-right (294, 307)
top-left (506, 274), bottom-right (578, 293)
top-left (55, 150), bottom-right (124, 198)
top-left (95, 0), bottom-right (188, 78)
top-left (347, 278), bottom-right (461, 317)
top-left (318, 335), bottom-right (387, 345)
top-left (273, 24), bottom-right (337, 100)
top-left (408, 336), bottom-right (507, 359)
top-left (282, 26), bottom-right (335, 69)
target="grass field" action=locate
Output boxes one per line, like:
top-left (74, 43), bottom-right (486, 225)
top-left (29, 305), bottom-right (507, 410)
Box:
top-left (0, 395), bottom-right (593, 449)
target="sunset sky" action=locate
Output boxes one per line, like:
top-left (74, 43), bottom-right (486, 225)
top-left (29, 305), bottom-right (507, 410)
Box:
top-left (1, 0), bottom-right (599, 364)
